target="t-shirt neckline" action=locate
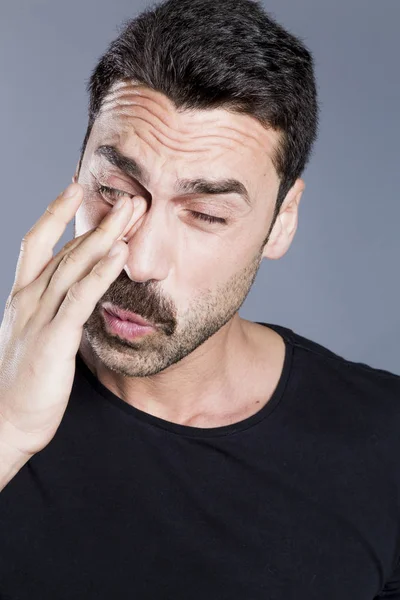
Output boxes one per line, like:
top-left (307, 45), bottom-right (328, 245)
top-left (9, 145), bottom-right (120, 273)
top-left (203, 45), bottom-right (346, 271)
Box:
top-left (75, 322), bottom-right (294, 438)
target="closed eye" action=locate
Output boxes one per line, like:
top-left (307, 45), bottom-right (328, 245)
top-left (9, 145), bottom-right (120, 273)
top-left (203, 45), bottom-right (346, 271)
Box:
top-left (190, 212), bottom-right (227, 225)
top-left (97, 185), bottom-right (227, 226)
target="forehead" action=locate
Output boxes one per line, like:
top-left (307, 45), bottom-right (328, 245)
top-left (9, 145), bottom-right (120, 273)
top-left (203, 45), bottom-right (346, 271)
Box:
top-left (91, 80), bottom-right (280, 183)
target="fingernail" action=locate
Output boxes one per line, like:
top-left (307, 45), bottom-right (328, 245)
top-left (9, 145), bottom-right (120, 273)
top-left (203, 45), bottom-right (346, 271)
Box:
top-left (112, 197), bottom-right (127, 212)
top-left (63, 183), bottom-right (79, 198)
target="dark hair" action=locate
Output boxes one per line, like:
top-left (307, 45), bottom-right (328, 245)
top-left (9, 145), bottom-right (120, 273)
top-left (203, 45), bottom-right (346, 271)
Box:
top-left (78, 0), bottom-right (319, 244)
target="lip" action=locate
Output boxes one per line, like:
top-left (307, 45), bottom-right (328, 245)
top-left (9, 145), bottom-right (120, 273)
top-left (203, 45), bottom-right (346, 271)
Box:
top-left (102, 303), bottom-right (156, 328)
top-left (102, 309), bottom-right (156, 341)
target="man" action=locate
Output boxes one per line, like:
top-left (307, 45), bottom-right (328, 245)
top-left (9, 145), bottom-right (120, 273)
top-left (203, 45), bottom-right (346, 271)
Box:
top-left (0, 0), bottom-right (399, 597)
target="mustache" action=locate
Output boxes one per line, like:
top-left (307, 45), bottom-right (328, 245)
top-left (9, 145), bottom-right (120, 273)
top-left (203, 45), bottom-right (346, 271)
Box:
top-left (101, 272), bottom-right (176, 334)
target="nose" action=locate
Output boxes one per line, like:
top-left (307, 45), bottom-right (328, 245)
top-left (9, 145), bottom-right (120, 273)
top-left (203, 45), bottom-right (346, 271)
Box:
top-left (119, 197), bottom-right (171, 283)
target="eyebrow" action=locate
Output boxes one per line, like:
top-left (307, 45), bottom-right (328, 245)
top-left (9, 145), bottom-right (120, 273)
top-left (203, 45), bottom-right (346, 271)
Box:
top-left (94, 145), bottom-right (252, 207)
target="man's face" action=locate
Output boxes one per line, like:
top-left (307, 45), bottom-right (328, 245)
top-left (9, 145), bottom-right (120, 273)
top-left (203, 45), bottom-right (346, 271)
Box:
top-left (75, 80), bottom-right (293, 378)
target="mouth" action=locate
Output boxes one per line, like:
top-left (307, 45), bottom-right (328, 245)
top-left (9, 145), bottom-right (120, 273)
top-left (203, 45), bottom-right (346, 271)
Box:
top-left (102, 303), bottom-right (156, 328)
top-left (102, 305), bottom-right (157, 341)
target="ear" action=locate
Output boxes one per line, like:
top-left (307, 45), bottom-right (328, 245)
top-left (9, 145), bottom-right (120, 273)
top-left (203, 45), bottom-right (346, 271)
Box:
top-left (262, 178), bottom-right (305, 261)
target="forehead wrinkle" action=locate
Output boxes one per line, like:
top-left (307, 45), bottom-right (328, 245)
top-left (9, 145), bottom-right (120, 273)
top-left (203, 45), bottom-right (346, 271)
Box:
top-left (103, 81), bottom-right (277, 148)
top-left (121, 125), bottom-right (210, 163)
top-left (94, 97), bottom-right (277, 184)
top-left (101, 90), bottom-right (264, 148)
top-left (104, 109), bottom-right (264, 157)
top-left (101, 103), bottom-right (194, 151)
top-left (101, 109), bottom-right (243, 156)
top-left (107, 80), bottom-right (175, 110)
top-left (101, 93), bottom-right (177, 132)
top-left (135, 124), bottom-right (251, 156)
top-left (215, 123), bottom-right (274, 153)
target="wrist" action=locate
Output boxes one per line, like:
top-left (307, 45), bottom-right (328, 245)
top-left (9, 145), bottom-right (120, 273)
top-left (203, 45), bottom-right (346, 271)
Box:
top-left (0, 415), bottom-right (34, 490)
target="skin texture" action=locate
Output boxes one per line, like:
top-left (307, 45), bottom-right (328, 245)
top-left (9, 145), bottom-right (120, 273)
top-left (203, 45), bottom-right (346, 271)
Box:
top-left (73, 79), bottom-right (304, 428)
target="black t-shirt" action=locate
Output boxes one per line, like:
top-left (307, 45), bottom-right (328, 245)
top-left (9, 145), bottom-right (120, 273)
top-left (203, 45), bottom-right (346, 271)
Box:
top-left (1, 322), bottom-right (400, 599)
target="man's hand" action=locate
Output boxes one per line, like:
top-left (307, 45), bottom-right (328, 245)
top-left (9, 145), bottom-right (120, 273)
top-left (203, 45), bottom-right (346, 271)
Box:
top-left (0, 182), bottom-right (145, 468)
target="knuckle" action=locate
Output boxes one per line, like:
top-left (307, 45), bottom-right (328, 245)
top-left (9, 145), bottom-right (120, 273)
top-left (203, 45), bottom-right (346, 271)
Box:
top-left (6, 285), bottom-right (29, 310)
top-left (63, 237), bottom-right (79, 252)
top-left (52, 238), bottom-right (81, 266)
top-left (21, 230), bottom-right (47, 251)
top-left (20, 232), bottom-right (34, 249)
top-left (3, 289), bottom-right (32, 325)
top-left (21, 205), bottom-right (56, 246)
top-left (44, 205), bottom-right (57, 220)
top-left (50, 253), bottom-right (77, 286)
top-left (94, 224), bottom-right (108, 236)
top-left (60, 251), bottom-right (80, 270)
top-left (91, 264), bottom-right (104, 282)
top-left (5, 291), bottom-right (20, 314)
top-left (66, 282), bottom-right (83, 305)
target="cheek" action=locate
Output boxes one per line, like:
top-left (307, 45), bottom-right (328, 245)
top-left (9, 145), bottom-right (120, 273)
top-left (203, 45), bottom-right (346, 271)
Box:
top-left (75, 186), bottom-right (109, 236)
top-left (178, 242), bottom-right (243, 294)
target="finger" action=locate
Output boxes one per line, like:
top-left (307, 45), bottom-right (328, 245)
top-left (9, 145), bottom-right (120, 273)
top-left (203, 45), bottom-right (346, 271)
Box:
top-left (11, 183), bottom-right (83, 297)
top-left (34, 198), bottom-right (146, 327)
top-left (50, 241), bottom-right (130, 352)
top-left (20, 228), bottom-right (96, 308)
top-left (32, 191), bottom-right (145, 298)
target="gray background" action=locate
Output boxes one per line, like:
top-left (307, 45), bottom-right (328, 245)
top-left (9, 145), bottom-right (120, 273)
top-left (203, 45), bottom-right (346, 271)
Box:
top-left (1, 0), bottom-right (399, 374)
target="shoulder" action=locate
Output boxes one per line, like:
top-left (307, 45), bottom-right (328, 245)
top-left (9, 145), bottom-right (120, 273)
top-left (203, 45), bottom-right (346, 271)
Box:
top-left (290, 325), bottom-right (400, 405)
top-left (267, 322), bottom-right (400, 432)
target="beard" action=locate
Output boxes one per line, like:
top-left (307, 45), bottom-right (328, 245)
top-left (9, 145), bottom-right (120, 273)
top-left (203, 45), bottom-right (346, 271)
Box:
top-left (80, 243), bottom-right (265, 379)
